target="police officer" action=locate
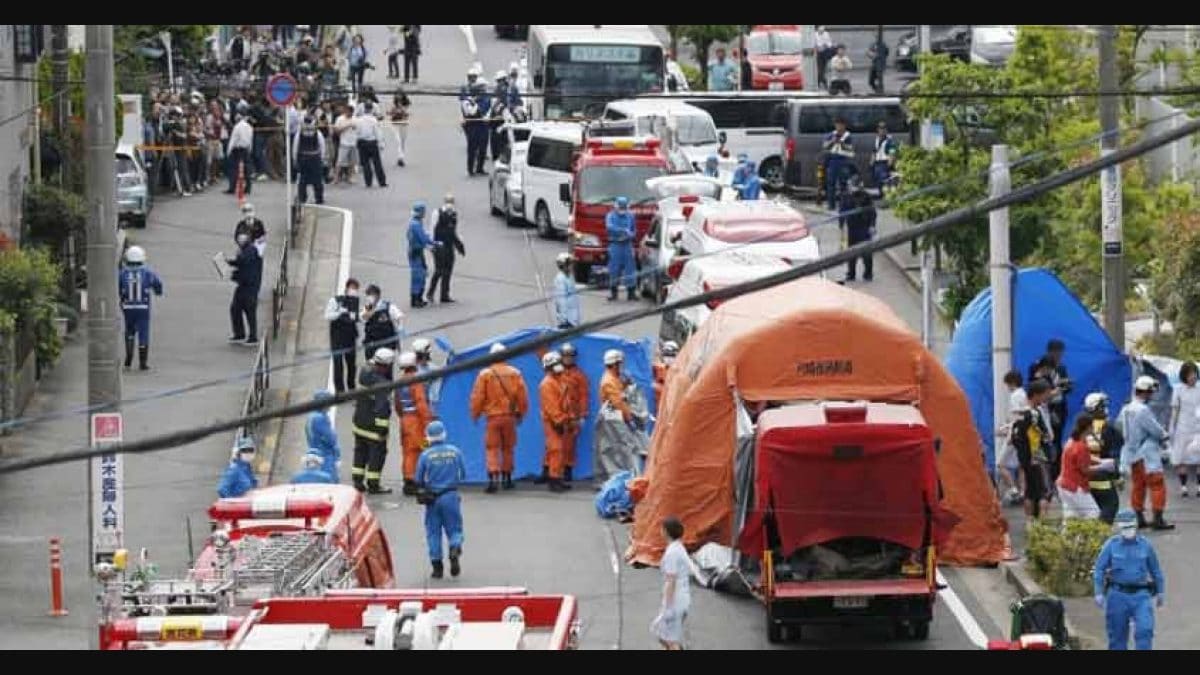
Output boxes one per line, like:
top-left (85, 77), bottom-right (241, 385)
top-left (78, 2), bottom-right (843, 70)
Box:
top-left (735, 161), bottom-right (762, 200)
top-left (407, 202), bottom-right (439, 308)
top-left (1093, 509), bottom-right (1166, 650)
top-left (218, 436), bottom-right (258, 498)
top-left (119, 246), bottom-right (164, 371)
top-left (461, 70), bottom-right (491, 176)
top-left (294, 114), bottom-right (326, 204)
top-left (305, 389), bottom-right (341, 481)
top-left (361, 283), bottom-right (403, 360)
top-left (703, 155), bottom-right (719, 178)
top-left (605, 196), bottom-right (637, 302)
top-left (352, 347), bottom-right (396, 494)
top-left (355, 101), bottom-right (388, 188)
top-left (823, 117), bottom-right (855, 211)
top-left (225, 232), bottom-right (263, 346)
top-left (414, 420), bottom-right (466, 579)
top-left (489, 71), bottom-right (510, 161)
top-left (291, 452), bottom-right (336, 484)
top-left (1086, 392), bottom-right (1123, 524)
top-left (324, 277), bottom-right (361, 393)
top-left (872, 121), bottom-right (898, 195)
top-left (841, 177), bottom-right (877, 283)
top-left (428, 194), bottom-right (466, 304)
top-left (234, 202), bottom-right (267, 257)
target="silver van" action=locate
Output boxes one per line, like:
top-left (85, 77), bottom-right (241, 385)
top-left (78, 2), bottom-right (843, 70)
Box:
top-left (116, 142), bottom-right (153, 229)
top-left (780, 98), bottom-right (912, 193)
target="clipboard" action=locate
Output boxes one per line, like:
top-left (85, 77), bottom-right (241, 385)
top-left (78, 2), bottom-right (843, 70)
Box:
top-left (211, 252), bottom-right (226, 280)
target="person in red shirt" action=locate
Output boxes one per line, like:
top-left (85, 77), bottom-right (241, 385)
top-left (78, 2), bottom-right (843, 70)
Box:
top-left (1057, 413), bottom-right (1113, 520)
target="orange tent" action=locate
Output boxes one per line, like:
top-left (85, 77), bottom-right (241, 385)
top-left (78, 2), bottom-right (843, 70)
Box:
top-left (627, 277), bottom-right (1007, 567)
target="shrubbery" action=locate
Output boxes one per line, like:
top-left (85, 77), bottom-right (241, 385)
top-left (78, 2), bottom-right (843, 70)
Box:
top-left (1025, 518), bottom-right (1113, 597)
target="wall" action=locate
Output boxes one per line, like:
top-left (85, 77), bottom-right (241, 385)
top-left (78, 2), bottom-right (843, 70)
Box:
top-left (0, 26), bottom-right (36, 249)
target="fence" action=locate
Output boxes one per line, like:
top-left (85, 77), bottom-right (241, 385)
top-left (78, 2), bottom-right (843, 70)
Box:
top-left (233, 334), bottom-right (270, 450)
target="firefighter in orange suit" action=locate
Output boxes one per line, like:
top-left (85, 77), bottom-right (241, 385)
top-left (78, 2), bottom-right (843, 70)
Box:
top-left (601, 349), bottom-right (634, 422)
top-left (395, 350), bottom-right (434, 496)
top-left (537, 351), bottom-right (572, 493)
top-left (652, 340), bottom-right (679, 415)
top-left (560, 342), bottom-right (589, 483)
top-left (469, 342), bottom-right (529, 493)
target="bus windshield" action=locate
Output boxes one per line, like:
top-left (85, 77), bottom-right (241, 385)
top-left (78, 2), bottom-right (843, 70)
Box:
top-left (545, 44), bottom-right (664, 119)
top-left (578, 165), bottom-right (667, 205)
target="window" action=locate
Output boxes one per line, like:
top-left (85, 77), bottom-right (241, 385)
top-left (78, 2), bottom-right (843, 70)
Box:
top-left (512, 128), bottom-right (531, 143)
top-left (675, 116), bottom-right (718, 146)
top-left (687, 99), bottom-right (787, 130)
top-left (798, 104), bottom-right (910, 135)
top-left (577, 165), bottom-right (667, 205)
top-left (527, 137), bottom-right (575, 173)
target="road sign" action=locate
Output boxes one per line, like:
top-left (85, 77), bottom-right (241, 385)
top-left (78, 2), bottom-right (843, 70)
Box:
top-left (265, 73), bottom-right (298, 107)
top-left (90, 413), bottom-right (124, 564)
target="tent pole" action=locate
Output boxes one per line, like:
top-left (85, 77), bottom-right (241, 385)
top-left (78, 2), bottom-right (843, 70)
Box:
top-left (989, 145), bottom-right (1012, 480)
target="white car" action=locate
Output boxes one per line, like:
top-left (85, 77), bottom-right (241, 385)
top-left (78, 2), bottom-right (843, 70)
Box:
top-left (489, 122), bottom-right (533, 226)
top-left (636, 175), bottom-right (734, 303)
top-left (488, 121), bottom-right (583, 232)
top-left (970, 25), bottom-right (1017, 66)
top-left (659, 251), bottom-right (790, 345)
top-left (676, 200), bottom-right (820, 267)
top-left (601, 99), bottom-right (721, 172)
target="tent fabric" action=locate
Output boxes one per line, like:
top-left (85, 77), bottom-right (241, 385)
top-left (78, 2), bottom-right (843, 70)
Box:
top-left (436, 328), bottom-right (655, 484)
top-left (737, 407), bottom-right (943, 557)
top-left (945, 268), bottom-right (1133, 470)
top-left (626, 277), bottom-right (1007, 568)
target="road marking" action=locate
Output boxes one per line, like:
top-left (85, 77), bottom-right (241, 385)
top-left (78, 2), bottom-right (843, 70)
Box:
top-left (459, 25), bottom-right (482, 73)
top-left (306, 205), bottom-right (354, 428)
top-left (936, 569), bottom-right (990, 649)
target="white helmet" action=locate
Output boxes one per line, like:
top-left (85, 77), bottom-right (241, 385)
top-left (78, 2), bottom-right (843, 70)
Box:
top-left (372, 348), bottom-right (397, 366)
top-left (555, 252), bottom-right (572, 268)
top-left (241, 202), bottom-right (255, 217)
top-left (1135, 375), bottom-right (1158, 393)
top-left (398, 351), bottom-right (418, 368)
top-left (1084, 392), bottom-right (1109, 414)
top-left (468, 64), bottom-right (483, 78)
top-left (125, 245), bottom-right (146, 264)
top-left (490, 342), bottom-right (506, 355)
top-left (542, 351), bottom-right (562, 369)
top-left (412, 338), bottom-right (433, 356)
top-left (495, 70), bottom-right (508, 82)
top-left (604, 349), bottom-right (624, 366)
top-left (661, 341), bottom-right (680, 357)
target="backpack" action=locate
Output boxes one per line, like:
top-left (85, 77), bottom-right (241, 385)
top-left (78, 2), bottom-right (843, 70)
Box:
top-left (1009, 593), bottom-right (1069, 649)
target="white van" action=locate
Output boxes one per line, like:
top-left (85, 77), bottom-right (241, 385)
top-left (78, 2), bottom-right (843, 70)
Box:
top-left (659, 251), bottom-right (790, 345)
top-left (601, 99), bottom-right (720, 171)
top-left (514, 121), bottom-right (584, 238)
top-left (680, 92), bottom-right (820, 189)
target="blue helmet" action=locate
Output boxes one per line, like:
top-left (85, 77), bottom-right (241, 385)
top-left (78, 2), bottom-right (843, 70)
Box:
top-left (745, 161), bottom-right (757, 173)
top-left (412, 202), bottom-right (426, 217)
top-left (705, 154), bottom-right (719, 165)
top-left (615, 196), bottom-right (629, 210)
top-left (737, 153), bottom-right (749, 164)
top-left (1114, 509), bottom-right (1138, 527)
top-left (313, 389), bottom-right (334, 403)
top-left (426, 420), bottom-right (447, 443)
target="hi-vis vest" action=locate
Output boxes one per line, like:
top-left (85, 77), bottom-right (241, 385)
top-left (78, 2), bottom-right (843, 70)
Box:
top-left (828, 131), bottom-right (855, 159)
top-left (874, 135), bottom-right (896, 163)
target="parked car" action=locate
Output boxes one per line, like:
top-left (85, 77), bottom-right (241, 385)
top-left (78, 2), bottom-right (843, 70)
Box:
top-left (489, 122), bottom-right (534, 226)
top-left (969, 26), bottom-right (1016, 66)
top-left (494, 25), bottom-right (529, 40)
top-left (745, 25), bottom-right (805, 90)
top-left (679, 91), bottom-right (800, 190)
top-left (659, 252), bottom-right (790, 345)
top-left (895, 25), bottom-right (1016, 71)
top-left (779, 97), bottom-right (911, 194)
top-left (676, 200), bottom-right (820, 267)
top-left (636, 175), bottom-right (733, 303)
top-left (116, 142), bottom-right (153, 229)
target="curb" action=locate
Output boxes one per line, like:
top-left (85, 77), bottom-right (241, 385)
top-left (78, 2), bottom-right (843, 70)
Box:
top-left (879, 244), bottom-right (952, 324)
top-left (1000, 561), bottom-right (1098, 650)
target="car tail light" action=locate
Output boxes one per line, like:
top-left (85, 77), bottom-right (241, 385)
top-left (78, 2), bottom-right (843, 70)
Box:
top-left (678, 195), bottom-right (700, 203)
top-left (702, 281), bottom-right (724, 310)
top-left (667, 256), bottom-right (689, 281)
top-left (681, 205), bottom-right (695, 219)
top-left (785, 138), bottom-right (795, 163)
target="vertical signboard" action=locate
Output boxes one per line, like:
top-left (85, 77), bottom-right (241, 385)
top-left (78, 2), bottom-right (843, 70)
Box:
top-left (90, 412), bottom-right (123, 564)
top-left (1101, 148), bottom-right (1122, 256)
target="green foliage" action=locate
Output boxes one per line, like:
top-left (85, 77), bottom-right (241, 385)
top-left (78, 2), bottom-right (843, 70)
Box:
top-left (0, 248), bottom-right (65, 366)
top-left (1025, 518), bottom-right (1113, 597)
top-left (1151, 201), bottom-right (1200, 344)
top-left (679, 63), bottom-right (703, 92)
top-left (114, 25), bottom-right (214, 99)
top-left (23, 184), bottom-right (86, 249)
top-left (677, 25), bottom-right (742, 89)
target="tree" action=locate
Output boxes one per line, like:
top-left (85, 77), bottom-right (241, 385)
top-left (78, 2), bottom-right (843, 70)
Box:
top-left (113, 25), bottom-right (214, 97)
top-left (678, 25), bottom-right (742, 90)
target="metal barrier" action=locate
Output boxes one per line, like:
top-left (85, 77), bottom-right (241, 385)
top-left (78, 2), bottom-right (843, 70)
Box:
top-left (234, 334), bottom-right (270, 449)
top-left (271, 244), bottom-right (289, 341)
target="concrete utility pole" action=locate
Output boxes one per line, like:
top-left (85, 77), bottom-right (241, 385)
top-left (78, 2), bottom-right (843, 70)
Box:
top-left (1099, 25), bottom-right (1124, 348)
top-left (917, 24), bottom-right (934, 347)
top-left (52, 25), bottom-right (69, 136)
top-left (84, 25), bottom-right (120, 648)
top-left (989, 145), bottom-right (1012, 476)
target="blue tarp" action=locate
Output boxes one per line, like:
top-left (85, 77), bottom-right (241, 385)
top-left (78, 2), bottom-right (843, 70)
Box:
top-left (945, 268), bottom-right (1132, 470)
top-left (433, 328), bottom-right (656, 484)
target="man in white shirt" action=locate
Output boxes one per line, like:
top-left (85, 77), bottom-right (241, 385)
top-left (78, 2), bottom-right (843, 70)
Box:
top-left (815, 26), bottom-right (834, 88)
top-left (334, 104), bottom-right (358, 184)
top-left (829, 45), bottom-right (853, 95)
top-left (224, 114), bottom-right (255, 196)
top-left (354, 101), bottom-right (387, 188)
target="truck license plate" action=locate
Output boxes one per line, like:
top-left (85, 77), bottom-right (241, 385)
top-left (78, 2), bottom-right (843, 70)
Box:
top-left (768, 82), bottom-right (784, 91)
top-left (833, 596), bottom-right (869, 609)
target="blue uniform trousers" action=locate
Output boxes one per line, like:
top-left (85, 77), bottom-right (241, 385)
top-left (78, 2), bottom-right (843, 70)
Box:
top-left (122, 308), bottom-right (150, 346)
top-left (1105, 588), bottom-right (1154, 650)
top-left (424, 490), bottom-right (464, 562)
top-left (607, 243), bottom-right (635, 291)
top-left (826, 157), bottom-right (850, 210)
top-left (410, 253), bottom-right (428, 299)
top-left (298, 157), bottom-right (324, 204)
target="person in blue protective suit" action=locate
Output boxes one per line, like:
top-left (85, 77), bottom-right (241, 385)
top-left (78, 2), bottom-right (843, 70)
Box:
top-left (304, 389), bottom-right (341, 481)
top-left (291, 452), bottom-right (337, 484)
top-left (730, 153), bottom-right (750, 186)
top-left (605, 196), bottom-right (638, 302)
top-left (703, 154), bottom-right (719, 178)
top-left (553, 253), bottom-right (582, 329)
top-left (118, 245), bottom-right (164, 371)
top-left (413, 420), bottom-right (466, 579)
top-left (406, 202), bottom-right (440, 308)
top-left (736, 161), bottom-right (762, 200)
top-left (218, 437), bottom-right (258, 498)
top-left (1094, 509), bottom-right (1166, 650)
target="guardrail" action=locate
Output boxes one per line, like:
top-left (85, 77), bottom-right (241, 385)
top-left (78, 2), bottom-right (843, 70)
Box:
top-left (234, 334), bottom-right (270, 449)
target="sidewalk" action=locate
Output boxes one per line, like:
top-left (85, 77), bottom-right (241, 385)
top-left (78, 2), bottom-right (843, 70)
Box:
top-left (0, 183), bottom-right (289, 648)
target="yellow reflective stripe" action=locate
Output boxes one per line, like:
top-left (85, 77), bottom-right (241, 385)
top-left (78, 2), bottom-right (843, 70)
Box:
top-left (365, 471), bottom-right (381, 479)
top-left (1090, 480), bottom-right (1113, 489)
top-left (375, 418), bottom-right (390, 427)
top-left (350, 467), bottom-right (365, 476)
top-left (353, 426), bottom-right (383, 441)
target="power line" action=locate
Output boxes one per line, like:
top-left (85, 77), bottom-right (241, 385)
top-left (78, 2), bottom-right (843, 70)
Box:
top-left (3, 112), bottom-right (1197, 477)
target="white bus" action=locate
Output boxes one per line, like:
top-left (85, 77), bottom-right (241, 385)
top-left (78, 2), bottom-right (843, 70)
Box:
top-left (526, 25), bottom-right (666, 121)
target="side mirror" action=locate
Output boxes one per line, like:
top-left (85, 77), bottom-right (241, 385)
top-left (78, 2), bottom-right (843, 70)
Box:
top-left (559, 183), bottom-right (571, 204)
top-left (718, 131), bottom-right (728, 145)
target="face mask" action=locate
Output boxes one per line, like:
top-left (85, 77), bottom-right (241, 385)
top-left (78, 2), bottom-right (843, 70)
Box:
top-left (553, 364), bottom-right (564, 374)
top-left (236, 235), bottom-right (250, 247)
top-left (1120, 526), bottom-right (1137, 540)
top-left (238, 452), bottom-right (255, 464)
top-left (663, 356), bottom-right (675, 366)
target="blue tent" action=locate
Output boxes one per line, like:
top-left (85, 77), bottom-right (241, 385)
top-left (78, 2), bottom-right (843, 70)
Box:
top-left (433, 327), bottom-right (656, 484)
top-left (945, 268), bottom-right (1132, 470)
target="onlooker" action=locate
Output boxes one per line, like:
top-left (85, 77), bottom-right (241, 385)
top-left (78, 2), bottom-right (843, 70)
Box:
top-left (390, 88), bottom-right (411, 167)
top-left (347, 34), bottom-right (368, 97)
top-left (224, 112), bottom-right (254, 195)
top-left (402, 25), bottom-right (421, 83)
top-left (815, 26), bottom-right (834, 88)
top-left (205, 99), bottom-right (228, 187)
top-left (829, 45), bottom-right (852, 95)
top-left (1058, 414), bottom-right (1108, 520)
top-left (1012, 378), bottom-right (1055, 520)
top-left (996, 369), bottom-right (1026, 505)
top-left (334, 103), bottom-right (358, 184)
top-left (651, 516), bottom-right (693, 650)
top-left (386, 26), bottom-right (401, 79)
top-left (867, 36), bottom-right (889, 93)
top-left (1169, 361), bottom-right (1200, 496)
top-left (707, 47), bottom-right (737, 91)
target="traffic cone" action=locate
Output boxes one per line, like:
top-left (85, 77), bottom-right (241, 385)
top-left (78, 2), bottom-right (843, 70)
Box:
top-left (48, 537), bottom-right (69, 617)
top-left (236, 162), bottom-right (246, 206)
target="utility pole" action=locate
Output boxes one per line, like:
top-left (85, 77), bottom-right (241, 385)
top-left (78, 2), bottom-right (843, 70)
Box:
top-left (1099, 25), bottom-right (1124, 348)
top-left (85, 25), bottom-right (120, 650)
top-left (52, 25), bottom-right (69, 136)
top-left (918, 24), bottom-right (934, 347)
top-left (988, 145), bottom-right (1012, 478)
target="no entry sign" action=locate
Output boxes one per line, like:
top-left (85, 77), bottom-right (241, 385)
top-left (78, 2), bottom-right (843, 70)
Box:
top-left (266, 73), bottom-right (298, 107)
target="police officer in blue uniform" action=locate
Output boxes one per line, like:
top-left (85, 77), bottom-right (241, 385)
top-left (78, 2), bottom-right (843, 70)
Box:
top-left (1093, 509), bottom-right (1166, 650)
top-left (225, 232), bottom-right (263, 346)
top-left (731, 153), bottom-right (750, 187)
top-left (823, 117), bottom-right (855, 211)
top-left (407, 202), bottom-right (439, 308)
top-left (291, 452), bottom-right (337, 484)
top-left (414, 420), bottom-right (466, 579)
top-left (217, 436), bottom-right (258, 498)
top-left (294, 114), bottom-right (326, 205)
top-left (605, 196), bottom-right (637, 302)
top-left (305, 389), bottom-right (341, 481)
top-left (461, 70), bottom-right (492, 176)
top-left (118, 246), bottom-right (164, 371)
top-left (735, 161), bottom-right (762, 200)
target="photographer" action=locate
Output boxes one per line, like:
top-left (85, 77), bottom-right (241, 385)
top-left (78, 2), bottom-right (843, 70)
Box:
top-left (427, 193), bottom-right (465, 304)
top-left (164, 106), bottom-right (193, 196)
top-left (347, 34), bottom-right (369, 97)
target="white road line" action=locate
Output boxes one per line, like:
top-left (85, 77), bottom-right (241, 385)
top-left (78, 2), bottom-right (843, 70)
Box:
top-left (305, 205), bottom-right (354, 428)
top-left (936, 569), bottom-right (990, 649)
top-left (522, 229), bottom-right (556, 325)
top-left (459, 25), bottom-right (482, 73)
